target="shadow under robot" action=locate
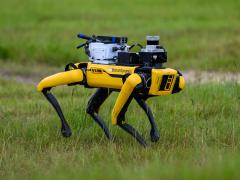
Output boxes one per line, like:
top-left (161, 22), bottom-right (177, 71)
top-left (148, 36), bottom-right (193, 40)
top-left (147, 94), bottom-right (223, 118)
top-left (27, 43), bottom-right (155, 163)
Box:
top-left (37, 34), bottom-right (185, 147)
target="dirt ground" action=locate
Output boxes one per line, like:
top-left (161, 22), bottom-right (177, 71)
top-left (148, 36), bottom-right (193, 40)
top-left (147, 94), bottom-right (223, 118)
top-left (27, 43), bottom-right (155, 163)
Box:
top-left (183, 70), bottom-right (240, 84)
top-left (0, 69), bottom-right (239, 85)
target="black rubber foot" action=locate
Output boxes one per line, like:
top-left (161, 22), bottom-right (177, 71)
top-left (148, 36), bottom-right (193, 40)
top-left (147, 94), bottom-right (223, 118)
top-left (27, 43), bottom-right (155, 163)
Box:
top-left (61, 127), bottom-right (72, 137)
top-left (150, 129), bottom-right (160, 142)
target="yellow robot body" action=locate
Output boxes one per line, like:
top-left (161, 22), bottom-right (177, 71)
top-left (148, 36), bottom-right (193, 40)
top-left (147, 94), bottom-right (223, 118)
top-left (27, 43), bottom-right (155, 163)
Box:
top-left (149, 68), bottom-right (177, 96)
top-left (37, 62), bottom-right (184, 96)
top-left (36, 34), bottom-right (185, 147)
top-left (86, 63), bottom-right (136, 89)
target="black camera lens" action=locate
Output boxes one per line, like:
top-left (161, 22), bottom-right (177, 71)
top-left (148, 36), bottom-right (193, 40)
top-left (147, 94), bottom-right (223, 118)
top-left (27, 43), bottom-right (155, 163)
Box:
top-left (146, 36), bottom-right (159, 45)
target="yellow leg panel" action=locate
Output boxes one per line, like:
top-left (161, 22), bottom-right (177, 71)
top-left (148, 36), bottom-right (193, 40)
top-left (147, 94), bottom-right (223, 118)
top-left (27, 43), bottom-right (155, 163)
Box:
top-left (111, 73), bottom-right (142, 125)
top-left (37, 69), bottom-right (84, 92)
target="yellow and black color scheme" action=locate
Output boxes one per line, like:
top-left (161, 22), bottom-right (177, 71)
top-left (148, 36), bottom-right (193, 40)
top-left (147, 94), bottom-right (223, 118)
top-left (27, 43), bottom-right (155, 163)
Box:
top-left (37, 34), bottom-right (185, 147)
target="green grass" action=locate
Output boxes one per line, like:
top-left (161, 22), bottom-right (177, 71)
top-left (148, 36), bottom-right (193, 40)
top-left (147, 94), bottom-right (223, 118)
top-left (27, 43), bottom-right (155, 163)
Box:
top-left (0, 0), bottom-right (240, 71)
top-left (0, 80), bottom-right (239, 179)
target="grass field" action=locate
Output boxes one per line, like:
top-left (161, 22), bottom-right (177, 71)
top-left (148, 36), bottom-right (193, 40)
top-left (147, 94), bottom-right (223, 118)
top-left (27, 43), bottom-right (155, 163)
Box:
top-left (0, 0), bottom-right (240, 71)
top-left (0, 80), bottom-right (239, 179)
top-left (0, 0), bottom-right (240, 179)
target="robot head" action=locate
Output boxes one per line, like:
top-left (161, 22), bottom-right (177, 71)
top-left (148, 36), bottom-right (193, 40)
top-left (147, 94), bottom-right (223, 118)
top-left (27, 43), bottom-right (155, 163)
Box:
top-left (172, 71), bottom-right (185, 93)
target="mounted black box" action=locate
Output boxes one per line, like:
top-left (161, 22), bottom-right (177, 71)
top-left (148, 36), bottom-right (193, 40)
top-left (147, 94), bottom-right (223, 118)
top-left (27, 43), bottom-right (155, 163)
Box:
top-left (139, 51), bottom-right (167, 67)
top-left (117, 52), bottom-right (141, 65)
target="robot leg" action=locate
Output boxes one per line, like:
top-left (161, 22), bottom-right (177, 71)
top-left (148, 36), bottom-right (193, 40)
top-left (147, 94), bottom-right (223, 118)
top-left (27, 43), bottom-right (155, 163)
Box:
top-left (112, 73), bottom-right (147, 147)
top-left (86, 88), bottom-right (112, 139)
top-left (42, 89), bottom-right (72, 137)
top-left (37, 69), bottom-right (84, 137)
top-left (134, 97), bottom-right (160, 142)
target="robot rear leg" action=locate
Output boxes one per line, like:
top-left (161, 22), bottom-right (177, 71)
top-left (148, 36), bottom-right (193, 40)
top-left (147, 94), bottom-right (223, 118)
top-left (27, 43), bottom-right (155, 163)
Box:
top-left (37, 69), bottom-right (85, 138)
top-left (86, 88), bottom-right (112, 139)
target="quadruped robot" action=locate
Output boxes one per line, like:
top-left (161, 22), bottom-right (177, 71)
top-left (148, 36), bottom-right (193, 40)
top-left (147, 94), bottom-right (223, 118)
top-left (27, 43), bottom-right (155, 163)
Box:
top-left (37, 34), bottom-right (185, 147)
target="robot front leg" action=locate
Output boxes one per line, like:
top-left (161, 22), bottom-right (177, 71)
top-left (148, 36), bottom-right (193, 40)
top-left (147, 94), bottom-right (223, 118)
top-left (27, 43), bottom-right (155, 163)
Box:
top-left (111, 74), bottom-right (148, 147)
top-left (134, 97), bottom-right (160, 142)
top-left (86, 88), bottom-right (112, 139)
